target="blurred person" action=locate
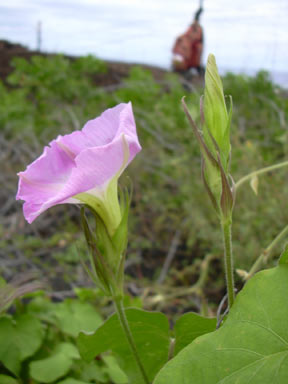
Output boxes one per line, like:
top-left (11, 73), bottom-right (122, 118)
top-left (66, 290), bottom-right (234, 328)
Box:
top-left (172, 6), bottom-right (204, 75)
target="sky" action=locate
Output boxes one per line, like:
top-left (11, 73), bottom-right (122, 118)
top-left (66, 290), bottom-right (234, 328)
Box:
top-left (0, 0), bottom-right (288, 81)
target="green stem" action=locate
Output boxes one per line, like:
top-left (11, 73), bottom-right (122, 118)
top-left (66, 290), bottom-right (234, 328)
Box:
top-left (235, 160), bottom-right (288, 190)
top-left (113, 297), bottom-right (150, 384)
top-left (246, 224), bottom-right (288, 280)
top-left (221, 219), bottom-right (235, 309)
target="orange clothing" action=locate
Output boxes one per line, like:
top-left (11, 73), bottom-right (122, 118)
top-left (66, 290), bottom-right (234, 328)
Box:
top-left (172, 22), bottom-right (203, 71)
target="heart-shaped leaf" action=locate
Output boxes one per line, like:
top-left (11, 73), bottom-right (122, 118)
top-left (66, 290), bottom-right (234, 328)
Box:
top-left (0, 317), bottom-right (21, 375)
top-left (14, 314), bottom-right (44, 360)
top-left (174, 312), bottom-right (216, 355)
top-left (53, 300), bottom-right (103, 337)
top-left (154, 265), bottom-right (288, 384)
top-left (78, 308), bottom-right (170, 384)
top-left (0, 314), bottom-right (44, 375)
top-left (29, 342), bottom-right (80, 383)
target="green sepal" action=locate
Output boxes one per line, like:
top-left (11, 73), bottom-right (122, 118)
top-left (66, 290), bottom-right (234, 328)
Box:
top-left (112, 188), bottom-right (130, 289)
top-left (182, 97), bottom-right (219, 168)
top-left (80, 185), bottom-right (131, 297)
top-left (112, 188), bottom-right (130, 259)
top-left (201, 159), bottom-right (221, 216)
top-left (92, 212), bottom-right (118, 269)
top-left (182, 96), bottom-right (222, 214)
top-left (80, 208), bottom-right (112, 295)
top-left (217, 154), bottom-right (234, 220)
top-left (221, 95), bottom-right (233, 171)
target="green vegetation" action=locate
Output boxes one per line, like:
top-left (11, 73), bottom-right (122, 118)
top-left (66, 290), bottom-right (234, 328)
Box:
top-left (0, 286), bottom-right (130, 384)
top-left (1, 53), bottom-right (288, 383)
top-left (154, 264), bottom-right (288, 383)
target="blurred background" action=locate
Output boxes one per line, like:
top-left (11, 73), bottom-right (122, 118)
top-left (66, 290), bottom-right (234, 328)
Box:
top-left (1, 1), bottom-right (288, 383)
top-left (1, 0), bottom-right (288, 85)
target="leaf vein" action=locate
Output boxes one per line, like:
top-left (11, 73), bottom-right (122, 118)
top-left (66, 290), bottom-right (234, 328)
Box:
top-left (216, 350), bottom-right (288, 384)
top-left (216, 347), bottom-right (264, 357)
top-left (235, 320), bottom-right (288, 347)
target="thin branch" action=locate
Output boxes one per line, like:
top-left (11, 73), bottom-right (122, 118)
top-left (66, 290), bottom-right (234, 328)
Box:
top-left (235, 160), bottom-right (288, 190)
top-left (245, 224), bottom-right (288, 280)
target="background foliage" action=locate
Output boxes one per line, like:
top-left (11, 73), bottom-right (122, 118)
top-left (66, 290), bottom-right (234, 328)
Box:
top-left (1, 53), bottom-right (288, 383)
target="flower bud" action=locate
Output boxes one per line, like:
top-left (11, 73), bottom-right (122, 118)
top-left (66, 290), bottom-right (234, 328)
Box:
top-left (203, 54), bottom-right (232, 172)
top-left (182, 54), bottom-right (234, 220)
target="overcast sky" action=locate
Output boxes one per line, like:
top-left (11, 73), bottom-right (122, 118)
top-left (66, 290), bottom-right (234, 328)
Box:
top-left (0, 0), bottom-right (287, 76)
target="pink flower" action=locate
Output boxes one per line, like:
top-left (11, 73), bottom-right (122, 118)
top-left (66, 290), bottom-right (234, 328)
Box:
top-left (16, 103), bottom-right (141, 232)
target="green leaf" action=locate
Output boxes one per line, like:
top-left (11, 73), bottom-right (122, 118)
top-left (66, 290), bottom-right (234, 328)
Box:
top-left (154, 265), bottom-right (288, 383)
top-left (74, 287), bottom-right (100, 301)
top-left (78, 308), bottom-right (170, 383)
top-left (279, 244), bottom-right (288, 264)
top-left (122, 294), bottom-right (142, 309)
top-left (0, 314), bottom-right (43, 374)
top-left (80, 360), bottom-right (108, 382)
top-left (0, 317), bottom-right (21, 375)
top-left (14, 314), bottom-right (44, 360)
top-left (174, 312), bottom-right (216, 355)
top-left (57, 379), bottom-right (91, 384)
top-left (26, 296), bottom-right (56, 324)
top-left (57, 342), bottom-right (80, 359)
top-left (29, 342), bottom-right (79, 383)
top-left (0, 375), bottom-right (19, 384)
top-left (103, 355), bottom-right (128, 384)
top-left (54, 300), bottom-right (103, 337)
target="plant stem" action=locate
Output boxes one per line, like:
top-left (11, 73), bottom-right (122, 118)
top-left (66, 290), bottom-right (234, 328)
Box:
top-left (235, 160), bottom-right (288, 190)
top-left (113, 297), bottom-right (150, 384)
top-left (221, 219), bottom-right (235, 309)
top-left (246, 224), bottom-right (288, 280)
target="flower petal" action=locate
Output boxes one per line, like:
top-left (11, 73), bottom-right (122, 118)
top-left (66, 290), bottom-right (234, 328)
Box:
top-left (82, 102), bottom-right (139, 149)
top-left (16, 103), bottom-right (141, 223)
top-left (16, 140), bottom-right (75, 203)
top-left (51, 133), bottom-right (139, 201)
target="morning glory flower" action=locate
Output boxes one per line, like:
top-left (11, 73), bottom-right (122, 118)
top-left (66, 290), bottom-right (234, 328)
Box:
top-left (16, 102), bottom-right (141, 235)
